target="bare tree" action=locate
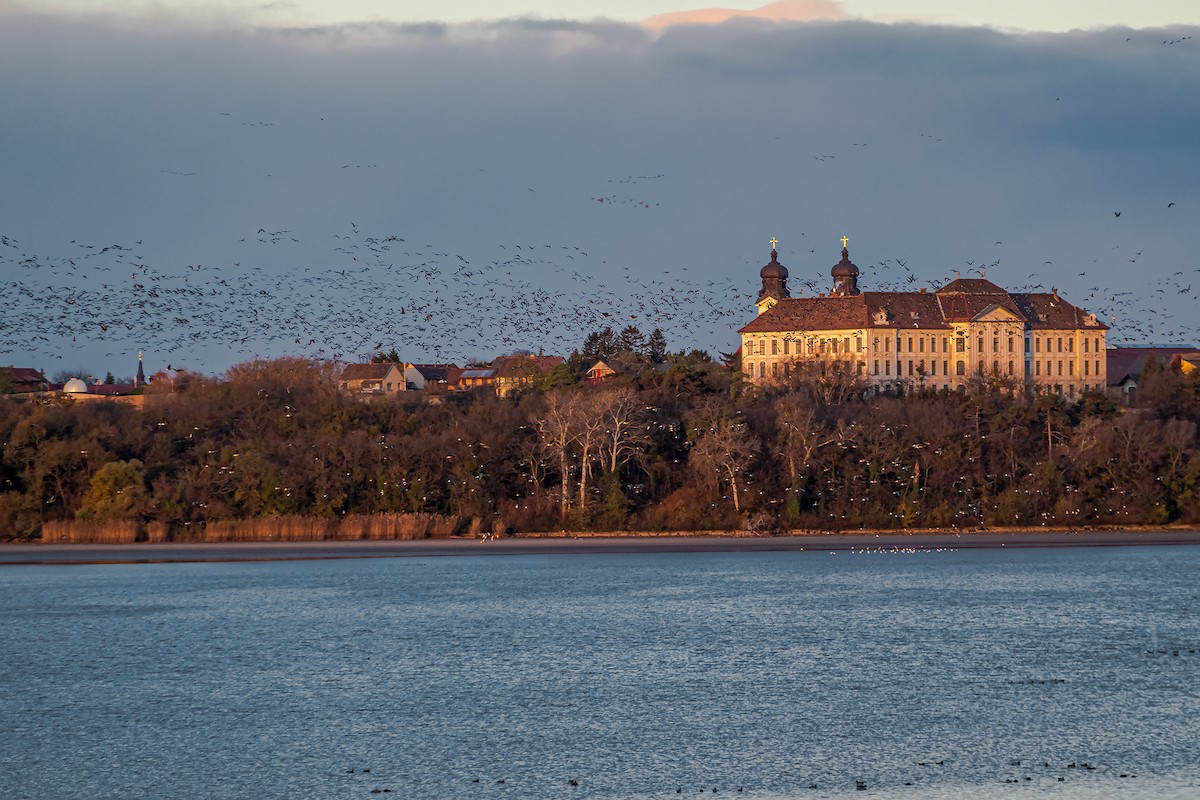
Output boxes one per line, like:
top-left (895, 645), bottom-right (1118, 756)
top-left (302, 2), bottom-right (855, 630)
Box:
top-left (687, 403), bottom-right (758, 513)
top-left (535, 389), bottom-right (579, 522)
top-left (597, 387), bottom-right (650, 476)
top-left (573, 391), bottom-right (610, 516)
top-left (774, 400), bottom-right (838, 485)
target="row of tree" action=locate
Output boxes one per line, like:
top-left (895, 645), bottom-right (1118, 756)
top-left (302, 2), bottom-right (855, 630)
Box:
top-left (3, 346), bottom-right (1200, 539)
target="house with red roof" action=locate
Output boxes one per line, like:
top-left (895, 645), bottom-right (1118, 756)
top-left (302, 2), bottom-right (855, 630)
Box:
top-left (1105, 346), bottom-right (1199, 404)
top-left (1, 366), bottom-right (50, 395)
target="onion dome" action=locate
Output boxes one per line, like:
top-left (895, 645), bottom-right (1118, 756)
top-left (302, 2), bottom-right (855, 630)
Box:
top-left (831, 246), bottom-right (860, 296)
top-left (760, 249), bottom-right (788, 281)
top-left (757, 247), bottom-right (791, 304)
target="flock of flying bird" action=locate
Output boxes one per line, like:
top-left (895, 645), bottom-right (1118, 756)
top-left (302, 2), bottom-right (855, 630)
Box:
top-left (0, 220), bottom-right (763, 371)
top-left (1, 24), bottom-right (1196, 375)
top-left (1, 196), bottom-right (1194, 377)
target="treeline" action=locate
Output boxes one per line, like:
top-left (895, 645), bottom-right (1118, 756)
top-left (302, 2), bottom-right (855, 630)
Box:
top-left (3, 350), bottom-right (1200, 540)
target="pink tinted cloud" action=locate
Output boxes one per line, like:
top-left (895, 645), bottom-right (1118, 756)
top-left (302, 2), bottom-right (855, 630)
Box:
top-left (643, 0), bottom-right (845, 32)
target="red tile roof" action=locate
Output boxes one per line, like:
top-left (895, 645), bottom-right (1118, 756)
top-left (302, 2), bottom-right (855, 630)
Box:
top-left (1, 366), bottom-right (48, 392)
top-left (1106, 346), bottom-right (1196, 386)
top-left (741, 283), bottom-right (1105, 334)
top-left (88, 384), bottom-right (135, 396)
top-left (340, 363), bottom-right (401, 381)
top-left (1010, 293), bottom-right (1108, 330)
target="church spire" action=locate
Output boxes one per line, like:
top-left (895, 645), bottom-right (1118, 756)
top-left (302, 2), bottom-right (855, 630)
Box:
top-left (135, 351), bottom-right (146, 388)
top-left (757, 239), bottom-right (790, 310)
top-left (831, 240), bottom-right (860, 296)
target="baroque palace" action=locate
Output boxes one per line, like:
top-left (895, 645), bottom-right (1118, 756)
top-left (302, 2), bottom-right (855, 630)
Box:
top-left (739, 238), bottom-right (1108, 398)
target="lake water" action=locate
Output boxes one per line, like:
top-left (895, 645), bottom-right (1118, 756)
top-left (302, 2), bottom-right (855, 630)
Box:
top-left (2, 546), bottom-right (1198, 799)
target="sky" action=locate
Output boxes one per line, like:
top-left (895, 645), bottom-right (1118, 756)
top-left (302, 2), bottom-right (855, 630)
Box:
top-left (13, 0), bottom-right (1200, 30)
top-left (1, 1), bottom-right (1199, 378)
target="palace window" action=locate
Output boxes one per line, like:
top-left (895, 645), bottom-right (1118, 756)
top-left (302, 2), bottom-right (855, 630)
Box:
top-left (885, 361), bottom-right (891, 376)
top-left (956, 360), bottom-right (965, 376)
top-left (885, 338), bottom-right (891, 352)
top-left (978, 336), bottom-right (984, 353)
top-left (856, 336), bottom-right (863, 352)
top-left (1057, 338), bottom-right (1063, 352)
top-left (919, 337), bottom-right (925, 353)
top-left (993, 337), bottom-right (999, 352)
top-left (1067, 338), bottom-right (1073, 352)
top-left (956, 338), bottom-right (965, 353)
top-left (1084, 338), bottom-right (1090, 353)
top-left (993, 360), bottom-right (999, 374)
top-left (1035, 337), bottom-right (1041, 353)
top-left (1084, 360), bottom-right (1090, 376)
top-left (772, 339), bottom-right (778, 355)
top-left (783, 339), bottom-right (789, 355)
top-left (1069, 361), bottom-right (1074, 376)
top-left (1058, 361), bottom-right (1063, 376)
top-left (907, 337), bottom-right (914, 353)
top-left (1036, 361), bottom-right (1041, 376)
top-left (873, 360), bottom-right (879, 375)
top-left (1008, 360), bottom-right (1014, 375)
top-left (943, 360), bottom-right (948, 375)
top-left (844, 337), bottom-right (851, 353)
top-left (759, 363), bottom-right (765, 378)
top-left (772, 362), bottom-right (778, 377)
top-left (942, 337), bottom-right (949, 352)
top-left (1008, 336), bottom-right (1014, 352)
top-left (908, 360), bottom-right (914, 376)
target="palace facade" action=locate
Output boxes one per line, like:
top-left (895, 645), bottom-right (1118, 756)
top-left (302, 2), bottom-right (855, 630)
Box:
top-left (739, 242), bottom-right (1108, 398)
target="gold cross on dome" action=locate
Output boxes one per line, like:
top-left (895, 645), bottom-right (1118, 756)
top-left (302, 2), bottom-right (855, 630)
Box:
top-left (841, 235), bottom-right (849, 248)
top-left (770, 237), bottom-right (778, 250)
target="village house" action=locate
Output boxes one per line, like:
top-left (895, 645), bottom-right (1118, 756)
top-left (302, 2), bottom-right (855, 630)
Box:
top-left (492, 354), bottom-right (564, 396)
top-left (585, 360), bottom-right (618, 384)
top-left (1106, 346), bottom-right (1200, 404)
top-left (0, 366), bottom-right (50, 395)
top-left (338, 362), bottom-right (406, 396)
top-left (739, 239), bottom-right (1108, 399)
top-left (457, 367), bottom-right (498, 390)
top-left (405, 363), bottom-right (462, 391)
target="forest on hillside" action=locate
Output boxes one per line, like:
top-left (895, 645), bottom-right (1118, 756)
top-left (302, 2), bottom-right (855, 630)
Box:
top-left (3, 343), bottom-right (1200, 540)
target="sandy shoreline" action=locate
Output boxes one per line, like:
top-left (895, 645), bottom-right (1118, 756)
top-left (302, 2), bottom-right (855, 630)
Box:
top-left (2, 528), bottom-right (1200, 565)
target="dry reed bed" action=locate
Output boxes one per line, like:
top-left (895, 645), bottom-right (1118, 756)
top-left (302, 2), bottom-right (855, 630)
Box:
top-left (41, 513), bottom-right (459, 544)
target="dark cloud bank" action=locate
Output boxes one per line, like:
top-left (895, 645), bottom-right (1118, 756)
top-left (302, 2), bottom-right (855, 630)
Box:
top-left (1, 10), bottom-right (1198, 371)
